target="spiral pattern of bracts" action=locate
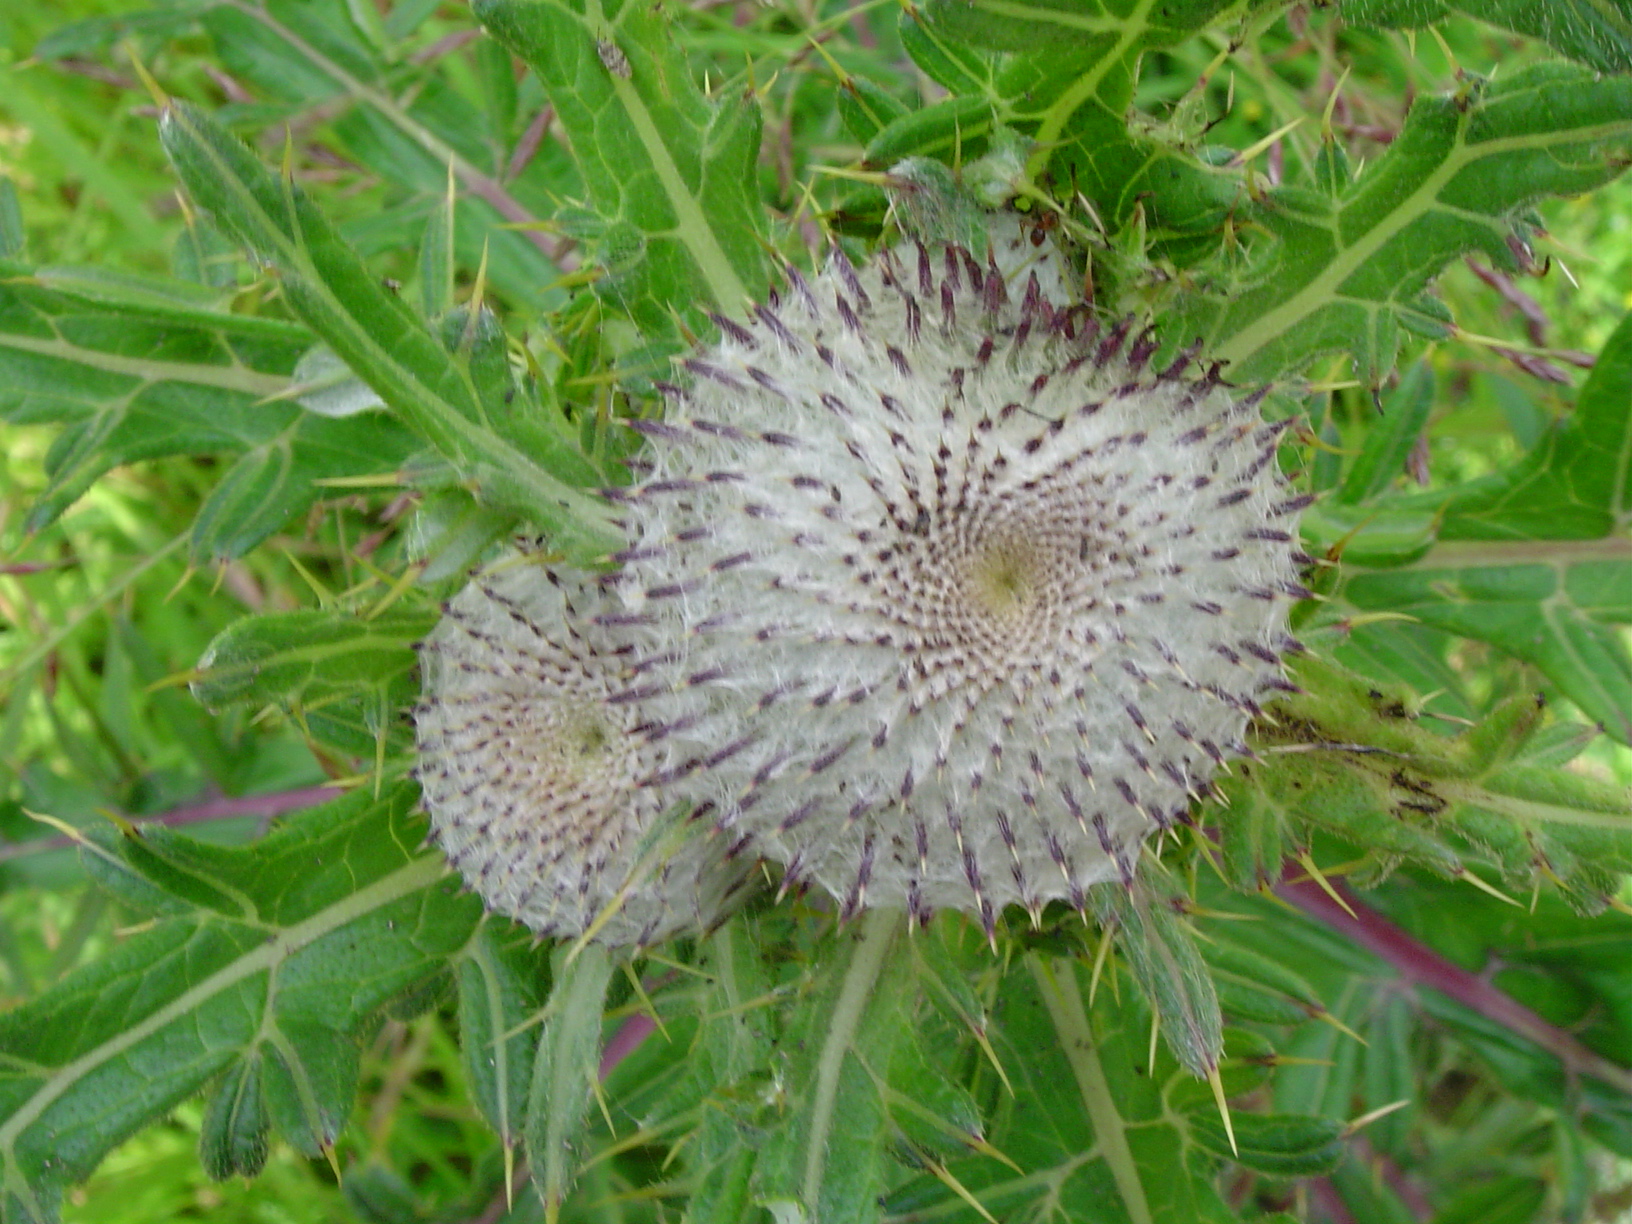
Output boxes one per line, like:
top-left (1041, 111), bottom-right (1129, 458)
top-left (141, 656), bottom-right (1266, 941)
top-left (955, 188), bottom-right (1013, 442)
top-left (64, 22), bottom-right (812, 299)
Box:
top-left (414, 217), bottom-right (1308, 943)
top-left (413, 553), bottom-right (752, 946)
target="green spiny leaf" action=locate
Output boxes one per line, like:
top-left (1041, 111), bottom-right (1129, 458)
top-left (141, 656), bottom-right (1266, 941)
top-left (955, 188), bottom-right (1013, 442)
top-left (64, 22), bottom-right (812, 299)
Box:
top-left (525, 943), bottom-right (616, 1219)
top-left (756, 910), bottom-right (908, 1224)
top-left (0, 260), bottom-right (327, 552)
top-left (457, 923), bottom-right (551, 1147)
top-left (475, 0), bottom-right (771, 330)
top-left (1337, 361), bottom-right (1435, 504)
top-left (158, 101), bottom-right (621, 560)
top-left (1094, 875), bottom-right (1224, 1080)
top-left (899, 11), bottom-right (1000, 98)
top-left (1342, 0), bottom-right (1632, 76)
top-left (920, 0), bottom-right (1242, 55)
top-left (1187, 1111), bottom-right (1344, 1175)
top-left (837, 77), bottom-right (912, 147)
top-left (1342, 305), bottom-right (1632, 737)
top-left (260, 1019), bottom-right (359, 1158)
top-left (0, 786), bottom-right (473, 1218)
top-left (199, 1053), bottom-right (270, 1182)
top-left (887, 957), bottom-right (1241, 1224)
top-left (1180, 64), bottom-right (1632, 383)
top-left (191, 609), bottom-right (433, 712)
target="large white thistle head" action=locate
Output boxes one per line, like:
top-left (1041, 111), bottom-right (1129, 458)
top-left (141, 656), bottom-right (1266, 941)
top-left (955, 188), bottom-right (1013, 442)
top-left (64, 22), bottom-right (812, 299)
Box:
top-left (606, 220), bottom-right (1311, 933)
top-left (415, 216), bottom-right (1309, 943)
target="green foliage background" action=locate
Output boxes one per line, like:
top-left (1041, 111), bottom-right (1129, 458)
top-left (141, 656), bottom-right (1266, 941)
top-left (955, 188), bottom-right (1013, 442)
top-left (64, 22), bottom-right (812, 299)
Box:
top-left (2, 1), bottom-right (1632, 1221)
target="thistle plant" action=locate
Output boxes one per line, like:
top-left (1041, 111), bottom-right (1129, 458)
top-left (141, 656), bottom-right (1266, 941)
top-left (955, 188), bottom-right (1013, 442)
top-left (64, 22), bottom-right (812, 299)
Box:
top-left (416, 219), bottom-right (1308, 939)
top-left (6, 3), bottom-right (1632, 1224)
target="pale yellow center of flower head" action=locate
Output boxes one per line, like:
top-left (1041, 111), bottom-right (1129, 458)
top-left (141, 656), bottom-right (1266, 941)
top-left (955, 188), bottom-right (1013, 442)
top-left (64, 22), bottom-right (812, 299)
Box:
top-left (969, 539), bottom-right (1041, 618)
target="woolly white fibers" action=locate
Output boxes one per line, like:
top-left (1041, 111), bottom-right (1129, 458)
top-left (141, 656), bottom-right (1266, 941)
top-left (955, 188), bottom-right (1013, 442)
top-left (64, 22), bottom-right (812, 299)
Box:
top-left (605, 225), bottom-right (1309, 934)
top-left (414, 553), bottom-right (749, 946)
top-left (415, 219), bottom-right (1309, 942)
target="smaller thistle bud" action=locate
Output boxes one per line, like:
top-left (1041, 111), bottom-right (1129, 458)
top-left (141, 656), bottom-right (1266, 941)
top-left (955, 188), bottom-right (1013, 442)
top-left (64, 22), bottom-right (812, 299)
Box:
top-left (413, 552), bottom-right (748, 947)
top-left (611, 219), bottom-right (1310, 934)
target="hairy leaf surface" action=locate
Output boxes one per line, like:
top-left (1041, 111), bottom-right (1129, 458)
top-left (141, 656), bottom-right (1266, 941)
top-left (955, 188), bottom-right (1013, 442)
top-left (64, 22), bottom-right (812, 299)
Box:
top-left (1342, 310), bottom-right (1632, 740)
top-left (1177, 64), bottom-right (1632, 382)
top-left (475, 0), bottom-right (771, 333)
top-left (0, 785), bottom-right (472, 1223)
top-left (1342, 1), bottom-right (1632, 75)
top-left (158, 101), bottom-right (621, 560)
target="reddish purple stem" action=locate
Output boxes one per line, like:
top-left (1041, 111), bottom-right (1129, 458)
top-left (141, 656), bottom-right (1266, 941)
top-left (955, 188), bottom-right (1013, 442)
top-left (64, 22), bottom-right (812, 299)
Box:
top-left (599, 1013), bottom-right (658, 1080)
top-left (1307, 1176), bottom-right (1358, 1224)
top-left (1, 784), bottom-right (344, 863)
top-left (1280, 872), bottom-right (1632, 1094)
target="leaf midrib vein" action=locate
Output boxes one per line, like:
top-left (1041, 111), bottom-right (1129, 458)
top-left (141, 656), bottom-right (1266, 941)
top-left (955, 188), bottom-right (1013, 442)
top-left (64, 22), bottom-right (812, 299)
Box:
top-left (0, 330), bottom-right (291, 396)
top-left (1218, 122), bottom-right (1632, 369)
top-left (0, 855), bottom-right (446, 1157)
top-left (587, 0), bottom-right (751, 314)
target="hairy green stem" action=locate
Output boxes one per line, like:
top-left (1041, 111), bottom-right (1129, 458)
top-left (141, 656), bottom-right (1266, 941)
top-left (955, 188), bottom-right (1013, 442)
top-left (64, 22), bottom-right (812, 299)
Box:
top-left (1029, 956), bottom-right (1153, 1224)
top-left (1400, 536), bottom-right (1632, 568)
top-left (804, 909), bottom-right (901, 1213)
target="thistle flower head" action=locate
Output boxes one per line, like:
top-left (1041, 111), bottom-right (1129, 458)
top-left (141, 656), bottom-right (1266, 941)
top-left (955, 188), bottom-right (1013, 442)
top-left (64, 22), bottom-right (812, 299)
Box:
top-left (413, 553), bottom-right (748, 946)
top-left (609, 220), bottom-right (1309, 932)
